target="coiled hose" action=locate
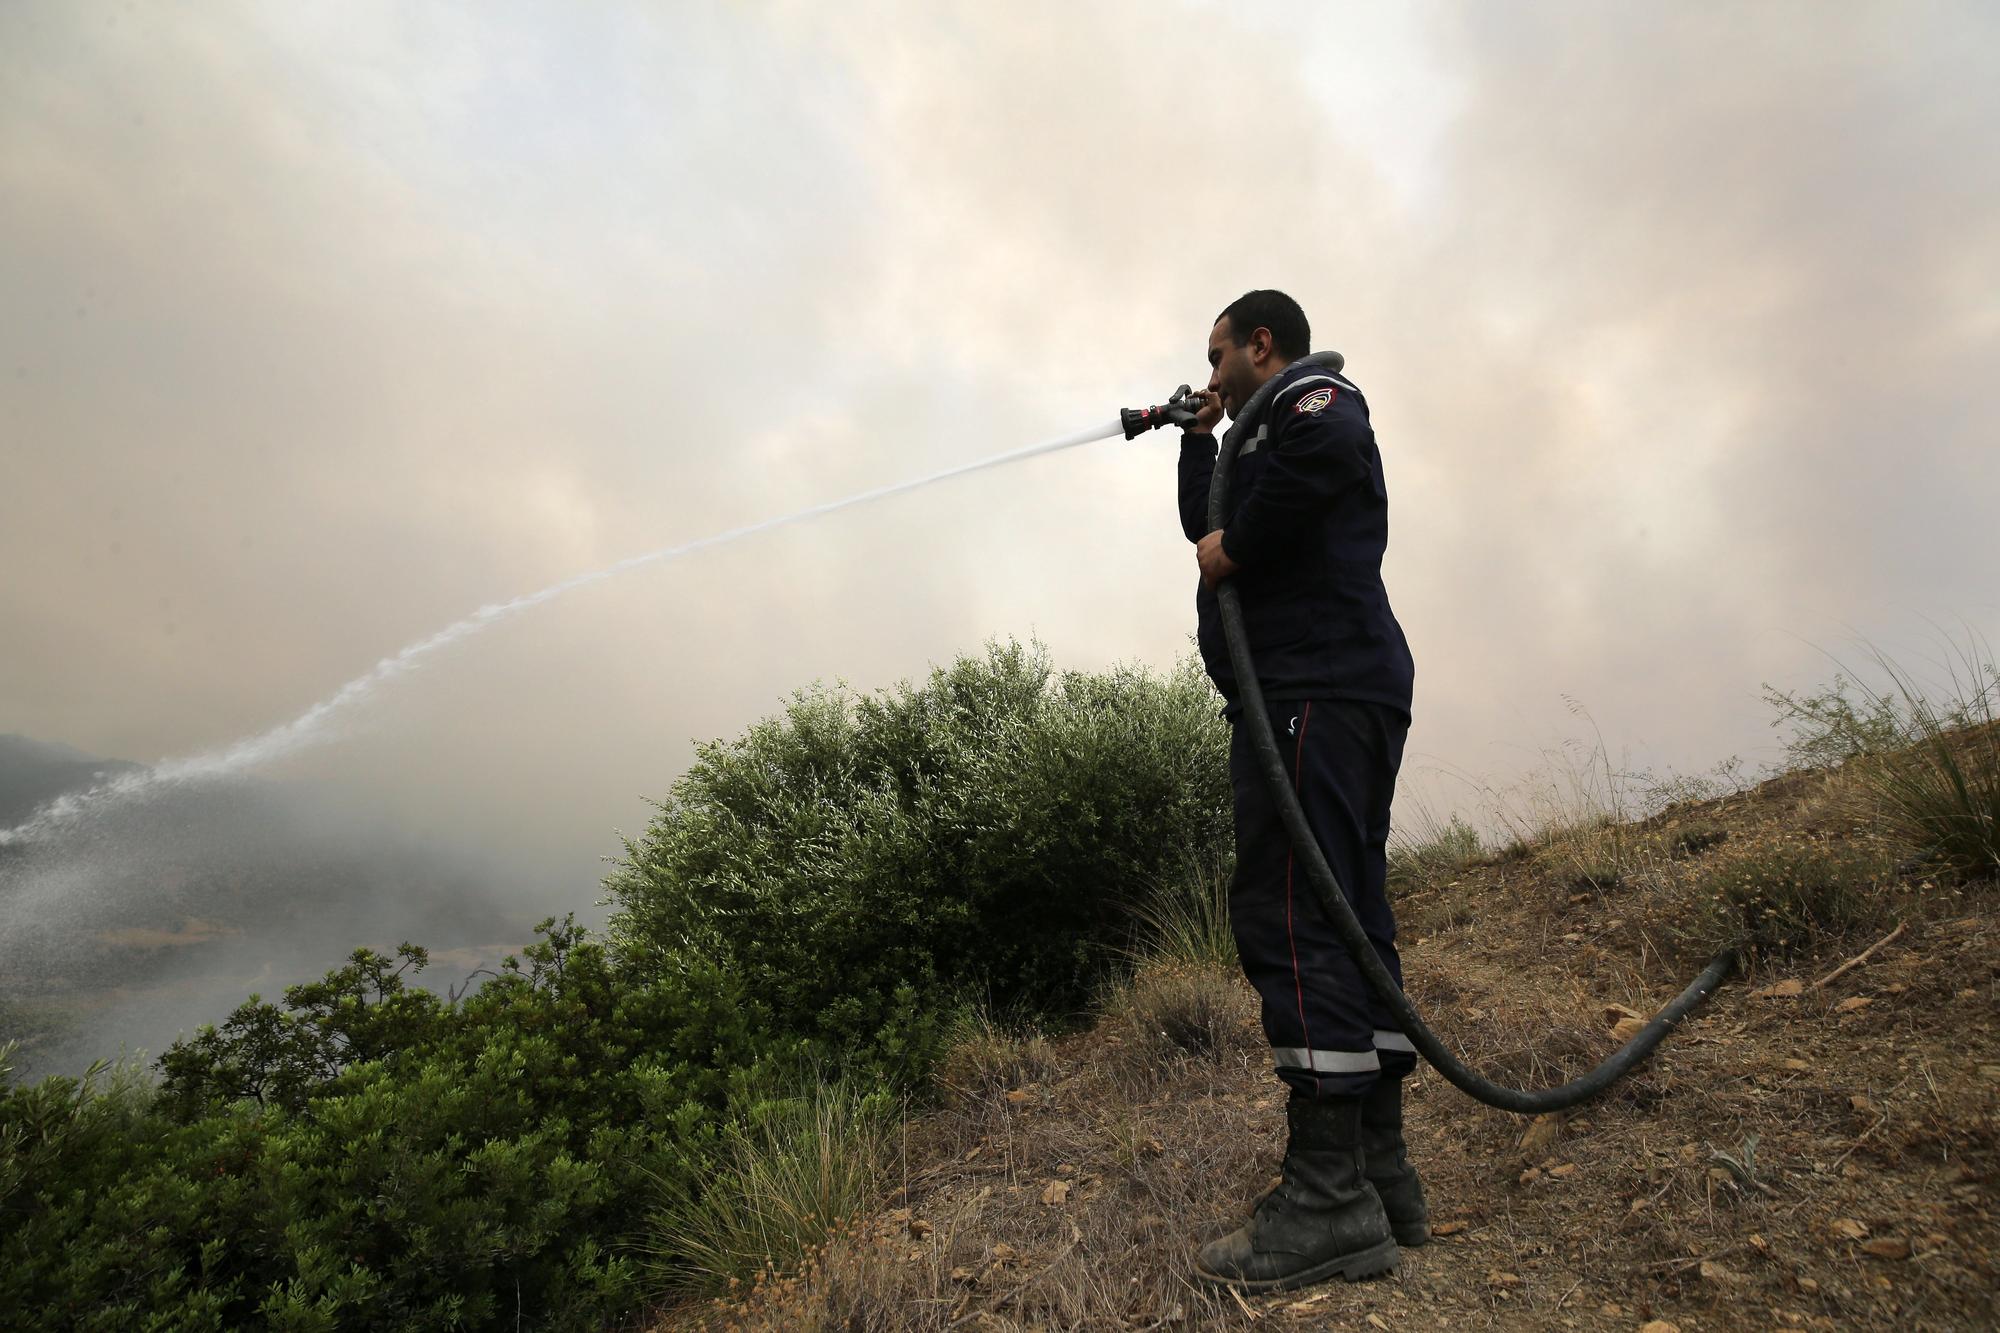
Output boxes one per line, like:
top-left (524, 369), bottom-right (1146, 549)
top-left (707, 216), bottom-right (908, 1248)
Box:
top-left (1206, 351), bottom-right (1736, 1113)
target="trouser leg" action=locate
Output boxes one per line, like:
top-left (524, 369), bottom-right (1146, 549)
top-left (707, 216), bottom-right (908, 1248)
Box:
top-left (1228, 699), bottom-right (1413, 1097)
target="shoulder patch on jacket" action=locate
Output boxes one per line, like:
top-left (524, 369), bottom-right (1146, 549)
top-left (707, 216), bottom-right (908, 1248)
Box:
top-left (1294, 386), bottom-right (1336, 415)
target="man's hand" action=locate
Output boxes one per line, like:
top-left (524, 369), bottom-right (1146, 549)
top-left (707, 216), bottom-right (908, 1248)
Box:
top-left (1183, 389), bottom-right (1223, 435)
top-left (1196, 529), bottom-right (1240, 588)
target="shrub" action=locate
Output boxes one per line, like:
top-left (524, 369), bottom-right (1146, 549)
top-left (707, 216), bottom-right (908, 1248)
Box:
top-left (2, 920), bottom-right (809, 1330)
top-left (602, 640), bottom-right (1233, 1046)
top-left (1672, 830), bottom-right (1897, 961)
top-left (1763, 673), bottom-right (1905, 770)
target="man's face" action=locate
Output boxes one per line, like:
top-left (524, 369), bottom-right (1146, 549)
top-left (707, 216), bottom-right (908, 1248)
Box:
top-left (1206, 316), bottom-right (1263, 420)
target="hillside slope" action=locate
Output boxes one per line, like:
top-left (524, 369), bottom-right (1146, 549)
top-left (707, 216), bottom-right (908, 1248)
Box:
top-left (663, 760), bottom-right (1999, 1331)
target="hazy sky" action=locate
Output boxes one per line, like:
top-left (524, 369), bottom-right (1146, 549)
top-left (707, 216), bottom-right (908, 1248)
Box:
top-left (5, 1), bottom-right (1997, 906)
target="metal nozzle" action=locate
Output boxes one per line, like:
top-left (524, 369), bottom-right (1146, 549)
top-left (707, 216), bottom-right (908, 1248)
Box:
top-left (1121, 384), bottom-right (1205, 439)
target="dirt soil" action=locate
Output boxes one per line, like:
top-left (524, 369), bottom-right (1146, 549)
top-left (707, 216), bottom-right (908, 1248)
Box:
top-left (659, 767), bottom-right (2000, 1331)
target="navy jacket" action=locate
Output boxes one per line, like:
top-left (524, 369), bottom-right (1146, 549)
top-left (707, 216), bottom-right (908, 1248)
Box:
top-left (1178, 361), bottom-right (1414, 717)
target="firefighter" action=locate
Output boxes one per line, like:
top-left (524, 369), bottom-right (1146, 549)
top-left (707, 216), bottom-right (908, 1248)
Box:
top-left (1177, 289), bottom-right (1425, 1290)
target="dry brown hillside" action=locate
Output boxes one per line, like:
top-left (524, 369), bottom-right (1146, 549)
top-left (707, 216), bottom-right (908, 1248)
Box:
top-left (654, 751), bottom-right (1999, 1332)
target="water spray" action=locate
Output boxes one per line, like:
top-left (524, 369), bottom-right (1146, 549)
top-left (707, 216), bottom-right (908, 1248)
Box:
top-left (0, 419), bottom-right (1123, 848)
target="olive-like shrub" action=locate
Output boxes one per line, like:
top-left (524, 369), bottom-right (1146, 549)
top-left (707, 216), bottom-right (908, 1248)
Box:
top-left (603, 639), bottom-right (1233, 1045)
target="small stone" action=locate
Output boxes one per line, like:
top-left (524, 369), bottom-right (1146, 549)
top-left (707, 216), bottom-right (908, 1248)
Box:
top-left (1797, 1277), bottom-right (1820, 1294)
top-left (1700, 1258), bottom-right (1742, 1284)
top-left (1486, 1270), bottom-right (1522, 1288)
top-left (1783, 1058), bottom-right (1810, 1071)
top-left (1550, 1162), bottom-right (1578, 1178)
top-left (1862, 1237), bottom-right (1911, 1260)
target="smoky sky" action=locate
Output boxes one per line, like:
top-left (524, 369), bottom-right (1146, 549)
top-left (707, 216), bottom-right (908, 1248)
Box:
top-left (4, 0), bottom-right (1997, 914)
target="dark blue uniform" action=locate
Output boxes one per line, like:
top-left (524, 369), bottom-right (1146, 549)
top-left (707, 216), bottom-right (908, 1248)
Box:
top-left (1179, 362), bottom-right (1417, 1097)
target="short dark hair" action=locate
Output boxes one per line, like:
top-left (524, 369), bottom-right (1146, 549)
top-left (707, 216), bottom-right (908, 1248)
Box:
top-left (1215, 290), bottom-right (1310, 363)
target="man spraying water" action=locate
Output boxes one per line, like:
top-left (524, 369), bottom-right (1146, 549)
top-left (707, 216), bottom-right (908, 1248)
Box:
top-left (1176, 290), bottom-right (1424, 1291)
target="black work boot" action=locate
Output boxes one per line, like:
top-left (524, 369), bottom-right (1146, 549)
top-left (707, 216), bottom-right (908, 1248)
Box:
top-left (1361, 1074), bottom-right (1430, 1247)
top-left (1195, 1091), bottom-right (1399, 1292)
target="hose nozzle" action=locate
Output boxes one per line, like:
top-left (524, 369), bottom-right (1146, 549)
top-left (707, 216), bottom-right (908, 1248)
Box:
top-left (1121, 384), bottom-right (1205, 439)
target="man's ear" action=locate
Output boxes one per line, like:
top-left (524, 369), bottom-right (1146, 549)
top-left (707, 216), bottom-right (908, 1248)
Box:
top-left (1249, 326), bottom-right (1275, 365)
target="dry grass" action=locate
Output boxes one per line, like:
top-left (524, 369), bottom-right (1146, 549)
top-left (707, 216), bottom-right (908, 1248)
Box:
top-left (1110, 962), bottom-right (1254, 1065)
top-left (654, 737), bottom-right (2000, 1332)
top-left (932, 1012), bottom-right (1059, 1109)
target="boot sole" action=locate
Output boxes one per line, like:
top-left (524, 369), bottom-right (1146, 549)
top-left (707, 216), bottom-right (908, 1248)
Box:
top-left (1194, 1236), bottom-right (1400, 1293)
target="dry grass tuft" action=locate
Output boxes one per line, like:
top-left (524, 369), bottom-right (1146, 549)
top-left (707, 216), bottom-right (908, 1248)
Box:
top-left (642, 1081), bottom-right (897, 1299)
top-left (932, 1012), bottom-right (1058, 1108)
top-left (1112, 962), bottom-right (1253, 1062)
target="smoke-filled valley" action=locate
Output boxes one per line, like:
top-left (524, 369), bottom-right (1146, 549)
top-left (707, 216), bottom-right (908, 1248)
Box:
top-left (0, 734), bottom-right (540, 1080)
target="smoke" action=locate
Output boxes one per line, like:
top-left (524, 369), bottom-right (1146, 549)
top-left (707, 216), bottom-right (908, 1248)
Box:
top-left (0, 770), bottom-right (530, 1081)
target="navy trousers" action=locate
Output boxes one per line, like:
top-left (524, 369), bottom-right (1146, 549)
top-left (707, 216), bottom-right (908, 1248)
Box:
top-left (1228, 698), bottom-right (1416, 1098)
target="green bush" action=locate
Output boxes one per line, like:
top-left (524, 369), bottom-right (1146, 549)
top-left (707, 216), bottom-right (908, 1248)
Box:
top-left (2, 920), bottom-right (801, 1330)
top-left (1762, 672), bottom-right (1905, 770)
top-left (3, 642), bottom-right (1237, 1328)
top-left (602, 640), bottom-right (1233, 1041)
